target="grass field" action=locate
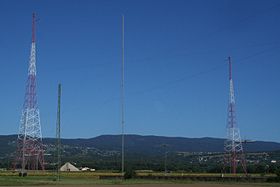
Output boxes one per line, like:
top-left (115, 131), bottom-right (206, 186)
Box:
top-left (0, 176), bottom-right (280, 187)
top-left (0, 171), bottom-right (279, 186)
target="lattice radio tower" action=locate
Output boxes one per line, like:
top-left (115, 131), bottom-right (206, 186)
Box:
top-left (56, 84), bottom-right (62, 181)
top-left (121, 15), bottom-right (125, 174)
top-left (224, 56), bottom-right (247, 174)
top-left (14, 13), bottom-right (45, 173)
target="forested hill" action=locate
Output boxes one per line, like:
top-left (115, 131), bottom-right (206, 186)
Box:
top-left (1, 134), bottom-right (280, 157)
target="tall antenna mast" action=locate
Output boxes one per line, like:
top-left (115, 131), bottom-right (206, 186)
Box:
top-left (224, 56), bottom-right (247, 175)
top-left (56, 84), bottom-right (62, 181)
top-left (14, 12), bottom-right (45, 175)
top-left (32, 13), bottom-right (35, 43)
top-left (121, 15), bottom-right (125, 174)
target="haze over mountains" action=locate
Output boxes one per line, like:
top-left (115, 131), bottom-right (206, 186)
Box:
top-left (1, 134), bottom-right (280, 157)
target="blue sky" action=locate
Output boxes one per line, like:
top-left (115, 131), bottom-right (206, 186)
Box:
top-left (0, 0), bottom-right (279, 142)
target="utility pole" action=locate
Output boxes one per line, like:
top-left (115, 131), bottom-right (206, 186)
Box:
top-left (56, 84), bottom-right (62, 181)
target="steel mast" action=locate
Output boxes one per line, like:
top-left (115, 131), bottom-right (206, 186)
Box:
top-left (15, 13), bottom-right (45, 174)
top-left (56, 84), bottom-right (62, 180)
top-left (121, 15), bottom-right (125, 174)
top-left (224, 57), bottom-right (247, 174)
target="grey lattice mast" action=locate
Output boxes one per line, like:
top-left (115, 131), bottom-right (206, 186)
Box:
top-left (56, 84), bottom-right (62, 181)
top-left (224, 56), bottom-right (247, 174)
top-left (15, 13), bottom-right (45, 173)
top-left (121, 15), bottom-right (125, 174)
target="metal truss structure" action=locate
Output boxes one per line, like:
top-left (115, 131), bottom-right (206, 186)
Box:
top-left (224, 57), bottom-right (247, 174)
top-left (14, 13), bottom-right (45, 173)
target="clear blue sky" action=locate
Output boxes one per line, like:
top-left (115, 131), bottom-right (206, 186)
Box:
top-left (0, 0), bottom-right (279, 142)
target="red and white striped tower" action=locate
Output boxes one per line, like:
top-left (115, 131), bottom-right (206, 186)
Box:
top-left (224, 57), bottom-right (247, 174)
top-left (14, 13), bottom-right (45, 173)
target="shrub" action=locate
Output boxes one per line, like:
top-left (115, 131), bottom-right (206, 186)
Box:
top-left (124, 169), bottom-right (136, 179)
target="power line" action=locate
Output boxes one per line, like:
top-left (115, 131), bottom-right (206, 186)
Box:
top-left (91, 44), bottom-right (280, 109)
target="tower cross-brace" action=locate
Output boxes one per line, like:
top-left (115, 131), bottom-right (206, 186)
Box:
top-left (224, 57), bottom-right (247, 174)
top-left (15, 13), bottom-right (45, 173)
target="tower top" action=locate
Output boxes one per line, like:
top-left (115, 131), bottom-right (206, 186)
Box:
top-left (228, 56), bottom-right (232, 80)
top-left (32, 12), bottom-right (36, 43)
top-left (28, 13), bottom-right (37, 76)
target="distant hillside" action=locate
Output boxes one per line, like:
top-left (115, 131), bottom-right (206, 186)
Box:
top-left (1, 134), bottom-right (280, 157)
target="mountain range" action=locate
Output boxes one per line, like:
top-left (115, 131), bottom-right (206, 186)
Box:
top-left (1, 134), bottom-right (280, 157)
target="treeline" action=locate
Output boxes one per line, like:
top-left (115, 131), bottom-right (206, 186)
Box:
top-left (43, 152), bottom-right (280, 174)
top-left (1, 150), bottom-right (280, 175)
